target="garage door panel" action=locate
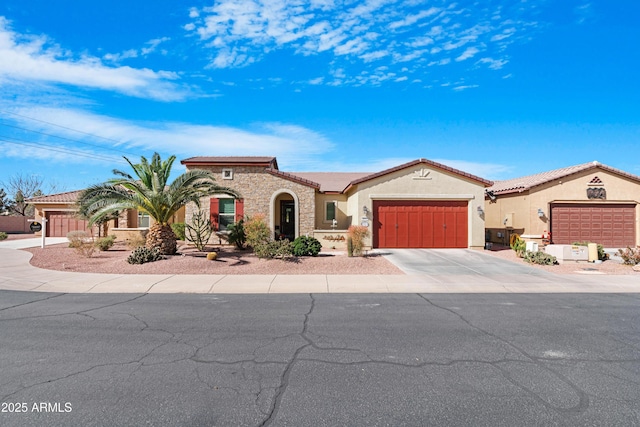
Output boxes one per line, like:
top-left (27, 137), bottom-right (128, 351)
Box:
top-left (374, 200), bottom-right (468, 248)
top-left (551, 204), bottom-right (635, 247)
top-left (46, 212), bottom-right (90, 237)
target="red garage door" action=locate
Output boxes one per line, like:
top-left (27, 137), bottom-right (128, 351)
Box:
top-left (46, 212), bottom-right (90, 237)
top-left (551, 203), bottom-right (636, 248)
top-left (373, 200), bottom-right (468, 248)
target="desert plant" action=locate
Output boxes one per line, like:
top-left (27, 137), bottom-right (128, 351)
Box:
top-left (523, 250), bottom-right (557, 265)
top-left (0, 232), bottom-right (8, 241)
top-left (573, 241), bottom-right (607, 260)
top-left (206, 251), bottom-right (218, 261)
top-left (292, 235), bottom-right (322, 257)
top-left (67, 231), bottom-right (96, 257)
top-left (126, 233), bottom-right (147, 249)
top-left (347, 225), bottom-right (369, 256)
top-left (95, 235), bottom-right (116, 251)
top-left (618, 247), bottom-right (640, 265)
top-left (171, 222), bottom-right (186, 241)
top-left (510, 235), bottom-right (527, 258)
top-left (126, 246), bottom-right (163, 264)
top-left (347, 236), bottom-right (354, 257)
top-left (185, 209), bottom-right (212, 251)
top-left (244, 214), bottom-right (271, 248)
top-left (77, 152), bottom-right (238, 255)
top-left (227, 219), bottom-right (246, 249)
top-left (253, 239), bottom-right (293, 259)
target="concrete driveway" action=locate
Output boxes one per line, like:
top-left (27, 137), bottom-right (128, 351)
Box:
top-left (382, 248), bottom-right (557, 283)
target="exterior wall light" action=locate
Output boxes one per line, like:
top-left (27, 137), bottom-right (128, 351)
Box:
top-left (537, 208), bottom-right (545, 218)
top-left (363, 206), bottom-right (370, 215)
top-left (477, 206), bottom-right (484, 215)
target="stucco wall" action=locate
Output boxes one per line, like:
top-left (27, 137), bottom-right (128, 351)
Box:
top-left (486, 168), bottom-right (640, 246)
top-left (314, 194), bottom-right (349, 230)
top-left (346, 164), bottom-right (487, 249)
top-left (185, 166), bottom-right (316, 238)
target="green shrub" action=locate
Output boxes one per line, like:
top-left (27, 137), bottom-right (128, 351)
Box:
top-left (244, 214), bottom-right (271, 248)
top-left (292, 236), bottom-right (322, 257)
top-left (227, 219), bottom-right (246, 249)
top-left (347, 236), bottom-right (354, 257)
top-left (253, 239), bottom-right (293, 259)
top-left (572, 241), bottom-right (607, 260)
top-left (0, 232), bottom-right (7, 241)
top-left (347, 225), bottom-right (369, 256)
top-left (126, 246), bottom-right (164, 264)
top-left (523, 250), bottom-right (557, 265)
top-left (95, 235), bottom-right (116, 251)
top-left (618, 247), bottom-right (640, 265)
top-left (510, 234), bottom-right (527, 258)
top-left (171, 222), bottom-right (186, 241)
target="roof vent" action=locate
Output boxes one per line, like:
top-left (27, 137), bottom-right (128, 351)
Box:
top-left (589, 176), bottom-right (603, 184)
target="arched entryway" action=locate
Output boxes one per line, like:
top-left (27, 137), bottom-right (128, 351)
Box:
top-left (270, 190), bottom-right (299, 241)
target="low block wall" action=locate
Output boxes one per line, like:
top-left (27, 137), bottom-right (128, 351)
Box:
top-left (313, 230), bottom-right (348, 250)
top-left (0, 216), bottom-right (34, 233)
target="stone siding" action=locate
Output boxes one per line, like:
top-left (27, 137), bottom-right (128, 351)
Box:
top-left (185, 165), bottom-right (316, 237)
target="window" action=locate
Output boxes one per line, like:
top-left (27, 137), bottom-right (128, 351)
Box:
top-left (218, 198), bottom-right (235, 231)
top-left (222, 168), bottom-right (233, 180)
top-left (138, 212), bottom-right (150, 228)
top-left (324, 201), bottom-right (336, 223)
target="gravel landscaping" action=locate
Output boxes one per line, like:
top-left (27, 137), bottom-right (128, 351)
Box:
top-left (24, 241), bottom-right (403, 275)
top-left (482, 245), bottom-right (639, 275)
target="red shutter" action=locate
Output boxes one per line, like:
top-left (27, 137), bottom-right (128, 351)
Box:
top-left (235, 199), bottom-right (244, 222)
top-left (210, 198), bottom-right (219, 230)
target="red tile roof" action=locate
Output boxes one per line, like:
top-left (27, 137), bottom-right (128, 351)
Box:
top-left (288, 172), bottom-right (371, 193)
top-left (26, 190), bottom-right (83, 204)
top-left (265, 169), bottom-right (321, 189)
top-left (488, 161), bottom-right (640, 195)
top-left (345, 158), bottom-right (493, 190)
top-left (181, 156), bottom-right (278, 169)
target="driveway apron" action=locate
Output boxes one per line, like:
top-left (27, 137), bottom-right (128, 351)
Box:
top-left (382, 249), bottom-right (558, 284)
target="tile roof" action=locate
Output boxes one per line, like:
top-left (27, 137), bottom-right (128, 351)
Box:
top-left (265, 169), bottom-right (321, 190)
top-left (288, 172), bottom-right (371, 193)
top-left (345, 158), bottom-right (494, 190)
top-left (181, 156), bottom-right (278, 169)
top-left (488, 161), bottom-right (640, 195)
top-left (26, 190), bottom-right (83, 204)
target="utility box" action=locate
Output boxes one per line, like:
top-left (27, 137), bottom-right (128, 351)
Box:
top-left (544, 245), bottom-right (589, 263)
top-left (503, 213), bottom-right (514, 228)
top-left (525, 241), bottom-right (538, 252)
top-left (587, 243), bottom-right (598, 262)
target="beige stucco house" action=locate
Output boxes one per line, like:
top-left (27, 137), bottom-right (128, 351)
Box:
top-left (485, 161), bottom-right (640, 248)
top-left (181, 156), bottom-right (493, 250)
top-left (27, 190), bottom-right (184, 239)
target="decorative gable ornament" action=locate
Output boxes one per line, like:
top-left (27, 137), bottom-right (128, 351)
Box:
top-left (413, 168), bottom-right (432, 180)
top-left (587, 187), bottom-right (606, 200)
top-left (588, 176), bottom-right (603, 185)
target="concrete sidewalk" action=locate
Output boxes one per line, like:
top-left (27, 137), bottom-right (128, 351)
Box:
top-left (0, 243), bottom-right (639, 293)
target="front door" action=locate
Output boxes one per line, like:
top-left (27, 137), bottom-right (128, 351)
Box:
top-left (280, 201), bottom-right (295, 241)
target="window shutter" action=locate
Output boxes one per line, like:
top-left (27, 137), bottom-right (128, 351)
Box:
top-left (235, 199), bottom-right (244, 222)
top-left (210, 198), bottom-right (219, 230)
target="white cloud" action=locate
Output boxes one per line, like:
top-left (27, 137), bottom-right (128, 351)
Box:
top-left (455, 46), bottom-right (479, 62)
top-left (3, 106), bottom-right (336, 170)
top-left (0, 17), bottom-right (187, 101)
top-left (187, 0), bottom-right (541, 86)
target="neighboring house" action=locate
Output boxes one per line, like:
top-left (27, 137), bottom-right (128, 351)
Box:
top-left (485, 161), bottom-right (640, 248)
top-left (181, 156), bottom-right (492, 250)
top-left (27, 190), bottom-right (184, 238)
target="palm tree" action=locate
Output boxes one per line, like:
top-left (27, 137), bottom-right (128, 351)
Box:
top-left (78, 153), bottom-right (238, 254)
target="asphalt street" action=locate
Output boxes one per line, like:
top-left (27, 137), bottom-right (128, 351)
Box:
top-left (1, 290), bottom-right (639, 426)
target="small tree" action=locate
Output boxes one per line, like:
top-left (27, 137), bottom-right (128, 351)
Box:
top-left (185, 209), bottom-right (212, 251)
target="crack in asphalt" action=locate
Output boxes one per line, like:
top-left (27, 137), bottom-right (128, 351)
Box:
top-left (0, 293), bottom-right (148, 322)
top-left (0, 292), bottom-right (66, 312)
top-left (259, 293), bottom-right (315, 427)
top-left (416, 293), bottom-right (591, 416)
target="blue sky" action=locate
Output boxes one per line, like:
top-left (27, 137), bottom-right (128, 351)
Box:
top-left (0, 1), bottom-right (639, 193)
